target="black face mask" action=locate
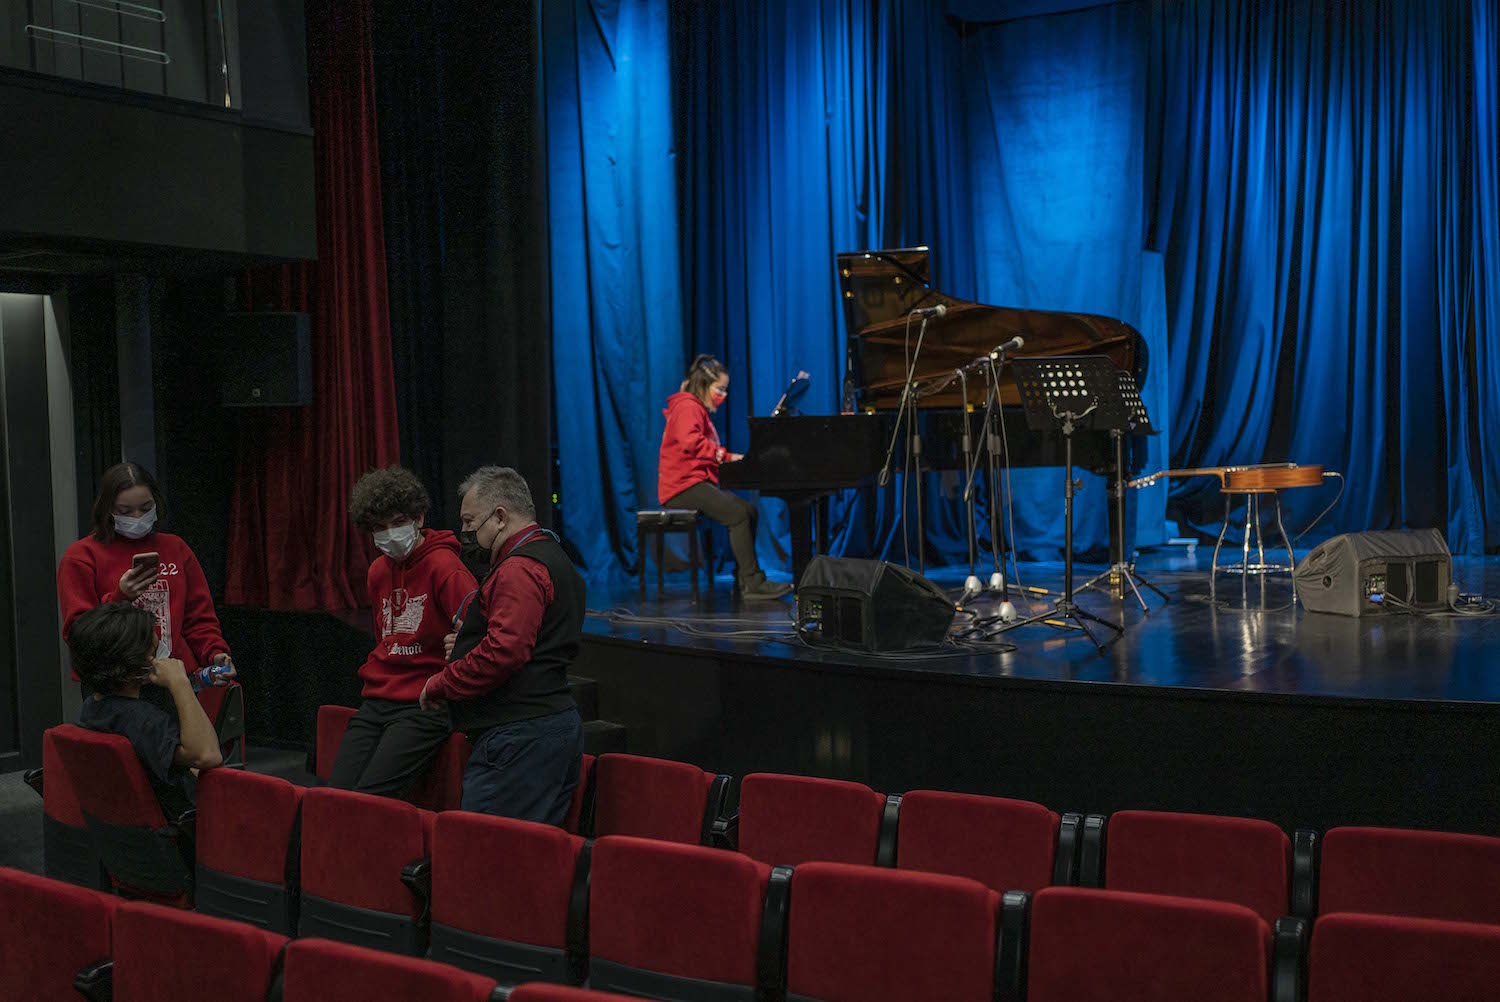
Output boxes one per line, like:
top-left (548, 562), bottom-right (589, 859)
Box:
top-left (459, 529), bottom-right (491, 579)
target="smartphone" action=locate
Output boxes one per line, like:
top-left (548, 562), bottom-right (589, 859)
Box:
top-left (131, 552), bottom-right (159, 574)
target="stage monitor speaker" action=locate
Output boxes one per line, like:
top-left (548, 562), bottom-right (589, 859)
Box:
top-left (1294, 528), bottom-right (1451, 617)
top-left (796, 556), bottom-right (955, 652)
top-left (219, 311), bottom-right (312, 407)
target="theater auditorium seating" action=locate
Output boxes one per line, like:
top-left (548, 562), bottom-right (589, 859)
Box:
top-left (313, 704), bottom-right (471, 812)
top-left (110, 900), bottom-right (287, 1002)
top-left (281, 937), bottom-right (498, 1002)
top-left (588, 752), bottom-right (729, 845)
top-left (195, 681), bottom-right (248, 768)
top-left (587, 835), bottom-right (781, 998)
top-left (895, 789), bottom-right (1060, 894)
top-left (1317, 825), bottom-right (1500, 924)
top-left (298, 787), bottom-right (434, 954)
top-left (733, 773), bottom-right (897, 866)
top-left (0, 866), bottom-right (115, 1002)
top-left (1306, 911), bottom-right (1500, 1001)
top-left (1022, 887), bottom-right (1275, 1002)
top-left (22, 727), bottom-right (107, 888)
top-left (194, 768), bottom-right (303, 933)
top-left (510, 986), bottom-right (644, 1002)
top-left (785, 862), bottom-right (1000, 1002)
top-left (1089, 809), bottom-right (1295, 924)
top-left (49, 723), bottom-right (195, 902)
top-left (428, 811), bottom-right (588, 986)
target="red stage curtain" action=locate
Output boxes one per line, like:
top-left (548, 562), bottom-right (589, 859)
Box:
top-left (225, 0), bottom-right (399, 610)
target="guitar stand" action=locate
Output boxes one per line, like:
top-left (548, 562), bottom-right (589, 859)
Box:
top-left (1079, 425), bottom-right (1169, 613)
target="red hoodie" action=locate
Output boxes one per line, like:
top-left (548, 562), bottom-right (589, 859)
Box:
top-left (658, 390), bottom-right (728, 503)
top-left (58, 532), bottom-right (228, 680)
top-left (360, 529), bottom-right (477, 702)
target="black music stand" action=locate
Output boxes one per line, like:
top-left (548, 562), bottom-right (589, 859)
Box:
top-left (996, 356), bottom-right (1126, 653)
top-left (1079, 370), bottom-right (1169, 611)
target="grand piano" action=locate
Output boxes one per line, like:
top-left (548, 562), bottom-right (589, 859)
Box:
top-left (718, 247), bottom-right (1145, 585)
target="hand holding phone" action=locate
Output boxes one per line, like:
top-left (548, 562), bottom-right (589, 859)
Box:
top-left (119, 552), bottom-right (160, 600)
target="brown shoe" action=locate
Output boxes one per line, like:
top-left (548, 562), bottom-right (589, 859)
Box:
top-left (741, 578), bottom-right (792, 601)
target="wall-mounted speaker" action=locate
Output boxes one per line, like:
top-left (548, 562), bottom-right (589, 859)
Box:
top-left (796, 556), bottom-right (956, 652)
top-left (1294, 529), bottom-right (1451, 617)
top-left (219, 311), bottom-right (312, 407)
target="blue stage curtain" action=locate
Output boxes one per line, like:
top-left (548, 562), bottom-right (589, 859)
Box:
top-left (1470, 0), bottom-right (1500, 551)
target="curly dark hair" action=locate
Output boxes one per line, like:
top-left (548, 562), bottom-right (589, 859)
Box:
top-left (349, 466), bottom-right (431, 531)
top-left (69, 603), bottom-right (156, 695)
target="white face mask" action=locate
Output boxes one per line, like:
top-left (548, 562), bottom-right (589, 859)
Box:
top-left (374, 522), bottom-right (421, 561)
top-left (114, 507), bottom-right (157, 540)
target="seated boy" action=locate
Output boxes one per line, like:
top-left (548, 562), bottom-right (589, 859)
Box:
top-left (70, 602), bottom-right (222, 818)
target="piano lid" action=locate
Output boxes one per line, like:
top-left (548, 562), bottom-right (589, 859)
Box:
top-left (836, 247), bottom-right (1144, 410)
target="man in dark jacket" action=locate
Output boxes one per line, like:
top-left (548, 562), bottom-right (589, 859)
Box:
top-left (420, 466), bottom-right (584, 823)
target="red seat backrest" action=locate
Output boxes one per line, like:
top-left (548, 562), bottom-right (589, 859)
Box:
top-left (1104, 809), bottom-right (1291, 924)
top-left (112, 901), bottom-right (287, 1002)
top-left (786, 862), bottom-right (1000, 1002)
top-left (1027, 887), bottom-right (1270, 1002)
top-left (408, 732), bottom-right (471, 812)
top-left (0, 867), bottom-right (116, 1002)
top-left (594, 753), bottom-right (715, 844)
top-left (1307, 912), bottom-right (1500, 1001)
top-left (590, 835), bottom-right (769, 989)
top-left (196, 768), bottom-right (303, 885)
top-left (314, 705), bottom-right (357, 782)
top-left (510, 986), bottom-right (643, 1002)
top-left (897, 790), bottom-right (1059, 894)
top-left (40, 728), bottom-right (86, 827)
top-left (1319, 826), bottom-right (1500, 925)
top-left (50, 723), bottom-right (167, 827)
top-left (431, 812), bottom-right (584, 950)
top-left (738, 773), bottom-right (886, 866)
top-left (300, 787), bottom-right (428, 916)
top-left (281, 937), bottom-right (497, 1002)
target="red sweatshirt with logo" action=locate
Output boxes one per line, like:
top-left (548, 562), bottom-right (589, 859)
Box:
top-left (57, 532), bottom-right (229, 680)
top-left (658, 390), bottom-right (727, 503)
top-left (360, 529), bottom-right (477, 702)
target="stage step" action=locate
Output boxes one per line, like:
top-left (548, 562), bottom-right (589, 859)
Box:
top-left (583, 718), bottom-right (627, 756)
top-left (568, 675), bottom-right (599, 721)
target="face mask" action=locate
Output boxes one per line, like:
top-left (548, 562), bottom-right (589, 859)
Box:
top-left (114, 507), bottom-right (157, 540)
top-left (373, 522), bottom-right (420, 561)
top-left (459, 513), bottom-right (499, 577)
top-left (710, 388), bottom-right (727, 407)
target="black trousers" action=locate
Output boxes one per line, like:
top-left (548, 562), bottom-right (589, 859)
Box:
top-left (328, 698), bottom-right (453, 798)
top-left (666, 481), bottom-right (765, 586)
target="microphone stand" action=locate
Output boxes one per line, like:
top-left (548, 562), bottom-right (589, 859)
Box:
top-left (957, 368), bottom-right (982, 604)
top-left (878, 313), bottom-right (933, 572)
top-left (982, 357), bottom-right (1013, 605)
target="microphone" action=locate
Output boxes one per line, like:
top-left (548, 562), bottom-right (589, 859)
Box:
top-left (989, 335), bottom-right (1024, 358)
top-left (909, 303), bottom-right (947, 318)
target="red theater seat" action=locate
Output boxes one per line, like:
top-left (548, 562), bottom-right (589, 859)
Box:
top-left (1307, 912), bottom-right (1500, 1001)
top-left (281, 937), bottom-right (497, 1002)
top-left (511, 986), bottom-right (645, 1002)
top-left (299, 787), bottom-right (434, 954)
top-left (1101, 809), bottom-right (1291, 924)
top-left (1025, 887), bottom-right (1271, 1002)
top-left (314, 705), bottom-right (356, 782)
top-left (26, 727), bottom-right (107, 888)
top-left (313, 703), bottom-right (469, 811)
top-left (112, 900), bottom-right (287, 1002)
top-left (1319, 826), bottom-right (1500, 924)
top-left (0, 867), bottom-right (116, 1002)
top-left (564, 753), bottom-right (595, 834)
top-left (786, 862), bottom-right (1000, 1002)
top-left (194, 768), bottom-right (303, 933)
top-left (49, 723), bottom-right (194, 901)
top-left (896, 790), bottom-right (1059, 894)
top-left (429, 812), bottom-right (588, 986)
top-left (194, 681), bottom-right (247, 767)
top-left (589, 835), bottom-right (774, 999)
top-left (737, 773), bottom-right (893, 866)
top-left (591, 753), bottom-right (728, 845)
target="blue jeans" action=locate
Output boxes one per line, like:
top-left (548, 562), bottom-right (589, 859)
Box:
top-left (459, 708), bottom-right (584, 824)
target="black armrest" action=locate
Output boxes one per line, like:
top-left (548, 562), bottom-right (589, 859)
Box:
top-left (711, 811), bottom-right (740, 851)
top-left (170, 807), bottom-right (197, 835)
top-left (757, 865), bottom-right (794, 1002)
top-left (995, 890), bottom-right (1030, 1002)
top-left (566, 839), bottom-right (594, 984)
top-left (489, 987), bottom-right (514, 1001)
top-left (1272, 916), bottom-right (1308, 1002)
top-left (400, 858), bottom-right (433, 927)
top-left (578, 763), bottom-right (599, 839)
top-left (701, 774), bottom-right (732, 846)
top-left (74, 959), bottom-right (113, 1002)
top-left (1291, 829), bottom-right (1319, 920)
top-left (1054, 813), bottom-right (1084, 886)
top-left (875, 795), bottom-right (902, 867)
top-left (1078, 814), bottom-right (1108, 888)
top-left (23, 767), bottom-right (43, 799)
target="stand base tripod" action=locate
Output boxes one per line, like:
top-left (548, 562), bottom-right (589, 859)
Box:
top-left (1079, 558), bottom-right (1170, 613)
top-left (996, 596), bottom-right (1123, 654)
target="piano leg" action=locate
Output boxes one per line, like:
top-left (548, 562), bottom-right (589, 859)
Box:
top-left (788, 498), bottom-right (815, 590)
top-left (815, 497), bottom-right (831, 561)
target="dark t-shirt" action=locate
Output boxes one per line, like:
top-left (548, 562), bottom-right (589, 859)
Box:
top-left (78, 692), bottom-right (196, 819)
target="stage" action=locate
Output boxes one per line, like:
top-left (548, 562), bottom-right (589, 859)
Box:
top-left (573, 547), bottom-right (1500, 837)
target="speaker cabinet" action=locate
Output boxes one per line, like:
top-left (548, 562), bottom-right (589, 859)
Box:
top-left (1294, 529), bottom-right (1451, 617)
top-left (219, 312), bottom-right (312, 407)
top-left (796, 556), bottom-right (955, 652)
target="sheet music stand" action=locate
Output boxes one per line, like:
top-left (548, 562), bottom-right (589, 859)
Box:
top-left (996, 356), bottom-right (1126, 653)
top-left (1079, 370), bottom-right (1169, 611)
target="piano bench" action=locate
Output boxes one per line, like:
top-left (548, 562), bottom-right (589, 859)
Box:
top-left (637, 509), bottom-right (715, 601)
